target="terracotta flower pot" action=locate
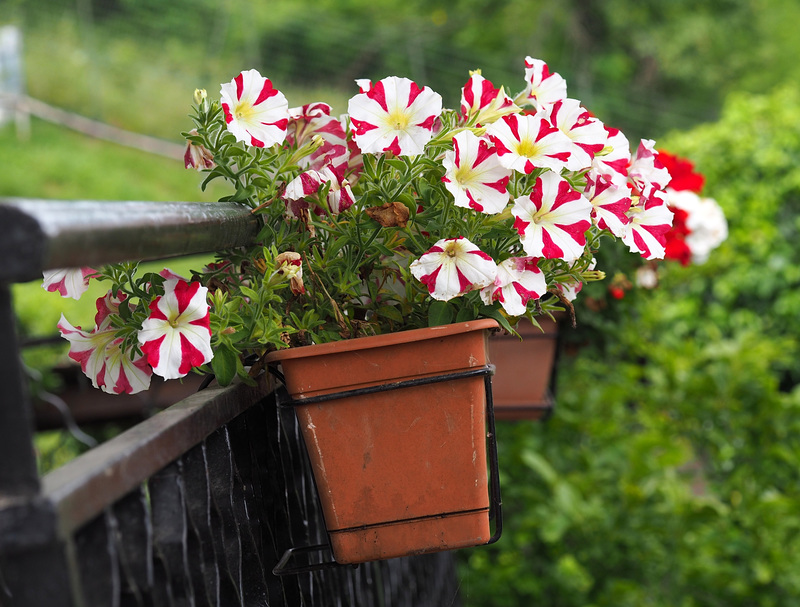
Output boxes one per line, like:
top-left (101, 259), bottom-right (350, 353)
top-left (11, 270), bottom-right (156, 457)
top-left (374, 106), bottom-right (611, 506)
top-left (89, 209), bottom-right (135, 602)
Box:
top-left (488, 315), bottom-right (560, 421)
top-left (265, 319), bottom-right (501, 565)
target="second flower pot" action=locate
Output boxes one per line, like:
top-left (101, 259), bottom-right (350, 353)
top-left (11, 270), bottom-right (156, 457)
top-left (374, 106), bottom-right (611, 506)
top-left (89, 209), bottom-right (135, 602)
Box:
top-left (265, 319), bottom-right (501, 566)
top-left (489, 315), bottom-right (561, 421)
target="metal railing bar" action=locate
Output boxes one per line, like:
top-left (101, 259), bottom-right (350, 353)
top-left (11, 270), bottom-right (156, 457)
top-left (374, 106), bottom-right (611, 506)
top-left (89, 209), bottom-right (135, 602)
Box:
top-left (0, 198), bottom-right (261, 283)
top-left (40, 374), bottom-right (273, 540)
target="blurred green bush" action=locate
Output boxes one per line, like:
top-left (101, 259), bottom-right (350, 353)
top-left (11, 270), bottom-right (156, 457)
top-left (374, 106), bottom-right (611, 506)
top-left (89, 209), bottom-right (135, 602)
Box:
top-left (459, 84), bottom-right (800, 606)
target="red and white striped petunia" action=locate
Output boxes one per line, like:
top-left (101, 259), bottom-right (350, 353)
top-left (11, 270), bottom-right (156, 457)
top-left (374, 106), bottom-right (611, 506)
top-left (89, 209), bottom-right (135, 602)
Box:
top-left (512, 170), bottom-right (593, 262)
top-left (59, 316), bottom-right (152, 394)
top-left (442, 131), bottom-right (511, 214)
top-left (589, 126), bottom-right (631, 187)
top-left (138, 279), bottom-right (212, 380)
top-left (42, 267), bottom-right (95, 300)
top-left (628, 139), bottom-right (671, 196)
top-left (584, 174), bottom-right (632, 238)
top-left (480, 257), bottom-right (547, 316)
top-left (486, 112), bottom-right (577, 174)
top-left (347, 76), bottom-right (443, 156)
top-left (220, 69), bottom-right (289, 148)
top-left (546, 98), bottom-right (607, 170)
top-left (521, 57), bottom-right (567, 110)
top-left (58, 291), bottom-right (152, 394)
top-left (621, 189), bottom-right (675, 260)
top-left (286, 102), bottom-right (349, 176)
top-left (282, 166), bottom-right (355, 216)
top-left (409, 237), bottom-right (497, 302)
top-left (459, 72), bottom-right (518, 125)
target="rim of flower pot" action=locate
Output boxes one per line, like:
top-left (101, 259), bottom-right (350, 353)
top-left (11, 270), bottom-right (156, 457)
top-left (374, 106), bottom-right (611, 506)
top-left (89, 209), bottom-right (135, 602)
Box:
top-left (264, 318), bottom-right (500, 362)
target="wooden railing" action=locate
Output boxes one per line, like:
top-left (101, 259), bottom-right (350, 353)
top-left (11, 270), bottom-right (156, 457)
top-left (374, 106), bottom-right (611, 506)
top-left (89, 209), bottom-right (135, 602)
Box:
top-left (0, 199), bottom-right (463, 607)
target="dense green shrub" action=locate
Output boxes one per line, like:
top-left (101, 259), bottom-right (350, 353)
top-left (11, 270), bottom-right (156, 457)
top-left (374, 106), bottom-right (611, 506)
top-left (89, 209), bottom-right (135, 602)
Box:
top-left (459, 84), bottom-right (800, 606)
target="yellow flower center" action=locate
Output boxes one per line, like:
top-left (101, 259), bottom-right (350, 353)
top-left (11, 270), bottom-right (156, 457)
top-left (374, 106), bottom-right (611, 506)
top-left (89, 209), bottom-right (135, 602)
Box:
top-left (387, 108), bottom-right (411, 131)
top-left (444, 241), bottom-right (460, 258)
top-left (234, 101), bottom-right (256, 122)
top-left (514, 137), bottom-right (539, 158)
top-left (454, 164), bottom-right (476, 184)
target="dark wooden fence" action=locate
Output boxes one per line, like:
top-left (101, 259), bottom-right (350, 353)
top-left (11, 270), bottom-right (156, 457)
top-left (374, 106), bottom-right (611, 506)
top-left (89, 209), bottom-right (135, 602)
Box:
top-left (0, 199), bottom-right (463, 607)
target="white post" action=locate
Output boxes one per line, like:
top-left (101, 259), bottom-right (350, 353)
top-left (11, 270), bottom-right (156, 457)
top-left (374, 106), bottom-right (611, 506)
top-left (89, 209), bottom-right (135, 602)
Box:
top-left (0, 25), bottom-right (30, 140)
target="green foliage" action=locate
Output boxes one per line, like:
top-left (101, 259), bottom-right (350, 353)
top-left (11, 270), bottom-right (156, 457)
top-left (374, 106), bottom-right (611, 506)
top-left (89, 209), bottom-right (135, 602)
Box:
top-left (459, 84), bottom-right (800, 605)
top-left (12, 0), bottom-right (800, 141)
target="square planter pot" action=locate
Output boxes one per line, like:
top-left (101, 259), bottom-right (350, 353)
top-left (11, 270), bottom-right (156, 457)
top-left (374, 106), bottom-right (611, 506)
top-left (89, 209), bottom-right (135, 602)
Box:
top-left (265, 319), bottom-right (501, 565)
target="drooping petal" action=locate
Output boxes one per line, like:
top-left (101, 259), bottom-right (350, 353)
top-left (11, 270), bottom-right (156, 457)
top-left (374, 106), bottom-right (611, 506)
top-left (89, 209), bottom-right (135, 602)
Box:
top-left (512, 170), bottom-right (593, 262)
top-left (442, 131), bottom-right (511, 214)
top-left (486, 112), bottom-right (578, 174)
top-left (138, 279), bottom-right (212, 380)
top-left (42, 267), bottom-right (95, 300)
top-left (101, 338), bottom-right (152, 395)
top-left (522, 57), bottom-right (567, 110)
top-left (409, 237), bottom-right (497, 301)
top-left (480, 257), bottom-right (546, 316)
top-left (58, 314), bottom-right (117, 390)
top-left (220, 69), bottom-right (289, 148)
top-left (347, 76), bottom-right (443, 156)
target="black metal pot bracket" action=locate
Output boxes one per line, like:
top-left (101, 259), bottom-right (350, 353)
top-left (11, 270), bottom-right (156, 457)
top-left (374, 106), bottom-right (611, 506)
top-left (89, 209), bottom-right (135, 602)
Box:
top-left (270, 364), bottom-right (503, 576)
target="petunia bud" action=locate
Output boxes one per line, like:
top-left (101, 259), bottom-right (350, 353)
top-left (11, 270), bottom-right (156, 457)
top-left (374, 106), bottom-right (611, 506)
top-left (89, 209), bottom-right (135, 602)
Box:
top-left (184, 129), bottom-right (215, 170)
top-left (275, 252), bottom-right (305, 295)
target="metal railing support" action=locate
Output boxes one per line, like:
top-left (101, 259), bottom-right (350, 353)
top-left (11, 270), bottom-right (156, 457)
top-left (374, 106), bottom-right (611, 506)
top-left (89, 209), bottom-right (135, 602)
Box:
top-left (0, 282), bottom-right (39, 497)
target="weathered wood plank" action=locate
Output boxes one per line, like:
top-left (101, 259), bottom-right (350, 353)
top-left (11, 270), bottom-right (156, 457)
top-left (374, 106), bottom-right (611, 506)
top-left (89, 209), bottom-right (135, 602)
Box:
top-left (41, 375), bottom-right (273, 539)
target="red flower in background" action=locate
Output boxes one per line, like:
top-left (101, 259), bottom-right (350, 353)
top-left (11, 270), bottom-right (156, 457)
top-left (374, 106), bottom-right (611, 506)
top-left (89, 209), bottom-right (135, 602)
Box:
top-left (663, 207), bottom-right (692, 266)
top-left (658, 150), bottom-right (705, 193)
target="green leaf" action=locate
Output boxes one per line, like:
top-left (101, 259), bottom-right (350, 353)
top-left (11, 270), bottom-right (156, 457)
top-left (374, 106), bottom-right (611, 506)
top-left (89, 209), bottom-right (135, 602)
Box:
top-left (455, 305), bottom-right (474, 323)
top-left (118, 297), bottom-right (132, 321)
top-left (376, 305), bottom-right (404, 322)
top-left (210, 347), bottom-right (238, 386)
top-left (251, 177), bottom-right (274, 189)
top-left (428, 301), bottom-right (454, 326)
top-left (479, 304), bottom-right (515, 334)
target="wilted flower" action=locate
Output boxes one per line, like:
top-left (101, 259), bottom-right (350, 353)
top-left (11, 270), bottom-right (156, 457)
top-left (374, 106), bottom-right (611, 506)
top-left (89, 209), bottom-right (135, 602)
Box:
top-left (184, 129), bottom-right (215, 170)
